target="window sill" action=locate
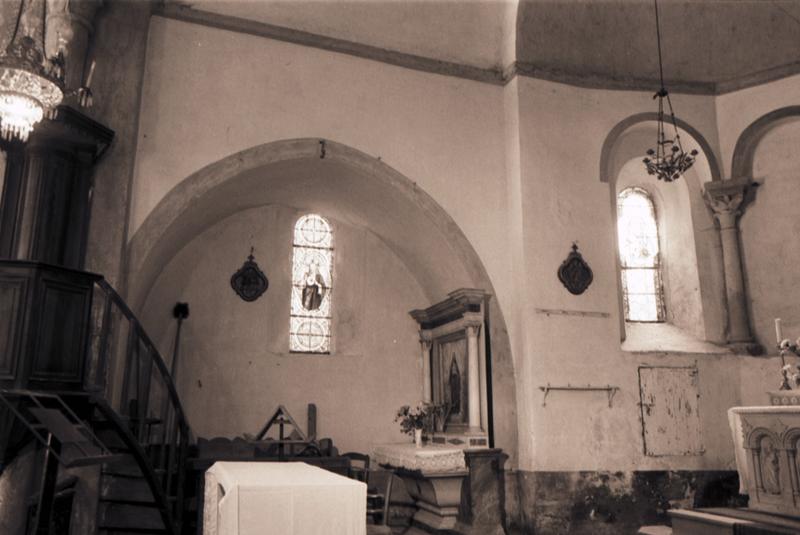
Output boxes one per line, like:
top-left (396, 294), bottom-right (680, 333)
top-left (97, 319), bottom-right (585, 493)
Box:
top-left (621, 322), bottom-right (731, 355)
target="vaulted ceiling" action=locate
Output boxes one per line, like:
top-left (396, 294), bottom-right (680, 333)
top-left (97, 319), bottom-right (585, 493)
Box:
top-left (183, 0), bottom-right (800, 92)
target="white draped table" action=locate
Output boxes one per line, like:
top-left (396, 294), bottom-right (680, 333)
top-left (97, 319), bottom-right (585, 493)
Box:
top-left (203, 461), bottom-right (366, 535)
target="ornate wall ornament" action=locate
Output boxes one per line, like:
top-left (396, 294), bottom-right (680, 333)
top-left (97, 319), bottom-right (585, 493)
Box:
top-left (230, 248), bottom-right (268, 302)
top-left (558, 243), bottom-right (593, 295)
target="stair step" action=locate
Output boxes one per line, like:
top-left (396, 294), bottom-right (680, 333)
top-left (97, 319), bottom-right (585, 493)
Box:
top-left (98, 502), bottom-right (165, 531)
top-left (101, 475), bottom-right (155, 504)
top-left (99, 530), bottom-right (168, 535)
top-left (103, 456), bottom-right (142, 477)
top-left (94, 427), bottom-right (131, 451)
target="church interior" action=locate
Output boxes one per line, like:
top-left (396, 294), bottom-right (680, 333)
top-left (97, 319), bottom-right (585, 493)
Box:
top-left (0, 0), bottom-right (800, 534)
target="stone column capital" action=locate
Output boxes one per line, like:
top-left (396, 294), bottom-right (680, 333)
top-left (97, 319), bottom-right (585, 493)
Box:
top-left (465, 323), bottom-right (482, 338)
top-left (703, 177), bottom-right (757, 228)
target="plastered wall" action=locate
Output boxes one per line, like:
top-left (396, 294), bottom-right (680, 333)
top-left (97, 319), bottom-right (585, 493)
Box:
top-left (740, 117), bottom-right (800, 350)
top-left (141, 205), bottom-right (427, 452)
top-left (130, 16), bottom-right (512, 333)
top-left (126, 14), bottom-right (798, 474)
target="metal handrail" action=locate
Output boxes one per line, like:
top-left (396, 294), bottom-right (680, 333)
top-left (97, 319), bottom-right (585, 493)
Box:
top-left (88, 278), bottom-right (191, 535)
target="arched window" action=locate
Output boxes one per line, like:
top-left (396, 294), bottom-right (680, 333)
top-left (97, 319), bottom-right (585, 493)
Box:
top-left (290, 214), bottom-right (333, 353)
top-left (617, 187), bottom-right (665, 322)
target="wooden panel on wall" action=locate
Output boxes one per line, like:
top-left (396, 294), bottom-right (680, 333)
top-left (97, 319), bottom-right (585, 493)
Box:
top-left (29, 278), bottom-right (92, 384)
top-left (638, 366), bottom-right (703, 457)
top-left (0, 278), bottom-right (25, 380)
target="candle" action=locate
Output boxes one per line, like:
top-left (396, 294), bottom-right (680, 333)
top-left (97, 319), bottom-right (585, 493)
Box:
top-left (85, 60), bottom-right (96, 88)
top-left (776, 318), bottom-right (783, 345)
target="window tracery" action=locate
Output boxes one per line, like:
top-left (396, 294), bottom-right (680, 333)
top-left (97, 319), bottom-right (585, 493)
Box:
top-left (290, 214), bottom-right (333, 353)
top-left (617, 187), bottom-right (665, 322)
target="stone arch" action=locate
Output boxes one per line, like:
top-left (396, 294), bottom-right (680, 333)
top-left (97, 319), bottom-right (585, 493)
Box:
top-left (731, 105), bottom-right (800, 179)
top-left (125, 138), bottom-right (518, 463)
top-left (732, 106), bottom-right (800, 351)
top-left (781, 428), bottom-right (800, 451)
top-left (746, 428), bottom-right (779, 450)
top-left (599, 114), bottom-right (727, 344)
top-left (600, 112), bottom-right (722, 186)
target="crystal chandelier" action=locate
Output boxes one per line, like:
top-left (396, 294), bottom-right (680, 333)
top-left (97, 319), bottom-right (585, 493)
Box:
top-left (642, 0), bottom-right (698, 183)
top-left (0, 0), bottom-right (91, 142)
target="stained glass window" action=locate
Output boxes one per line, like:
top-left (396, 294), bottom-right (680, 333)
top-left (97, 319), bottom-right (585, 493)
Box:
top-left (290, 214), bottom-right (333, 353)
top-left (617, 187), bottom-right (665, 322)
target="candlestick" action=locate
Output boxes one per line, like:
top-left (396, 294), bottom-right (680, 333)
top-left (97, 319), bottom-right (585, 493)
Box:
top-left (776, 318), bottom-right (783, 345)
top-left (85, 60), bottom-right (95, 89)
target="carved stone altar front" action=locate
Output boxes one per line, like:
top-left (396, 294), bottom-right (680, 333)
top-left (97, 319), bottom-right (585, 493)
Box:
top-left (729, 406), bottom-right (800, 516)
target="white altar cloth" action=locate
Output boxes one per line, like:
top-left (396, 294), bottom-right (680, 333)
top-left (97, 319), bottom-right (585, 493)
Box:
top-left (203, 462), bottom-right (366, 535)
top-left (372, 443), bottom-right (467, 473)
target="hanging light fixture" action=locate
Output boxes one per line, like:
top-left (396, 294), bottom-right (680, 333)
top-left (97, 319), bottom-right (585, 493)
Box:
top-left (642, 0), bottom-right (698, 183)
top-left (0, 0), bottom-right (92, 142)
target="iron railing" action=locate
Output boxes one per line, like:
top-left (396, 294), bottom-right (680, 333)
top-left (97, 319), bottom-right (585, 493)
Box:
top-left (86, 279), bottom-right (190, 535)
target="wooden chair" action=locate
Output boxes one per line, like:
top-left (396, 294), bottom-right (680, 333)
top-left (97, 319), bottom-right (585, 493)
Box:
top-left (341, 452), bottom-right (394, 526)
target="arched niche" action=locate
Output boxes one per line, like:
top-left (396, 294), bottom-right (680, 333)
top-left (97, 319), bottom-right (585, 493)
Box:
top-left (600, 115), bottom-right (727, 345)
top-left (732, 107), bottom-right (800, 351)
top-left (125, 138), bottom-right (518, 464)
top-left (731, 105), bottom-right (800, 180)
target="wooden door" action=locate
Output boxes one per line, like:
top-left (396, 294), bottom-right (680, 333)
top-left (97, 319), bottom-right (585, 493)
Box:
top-left (638, 366), bottom-right (703, 456)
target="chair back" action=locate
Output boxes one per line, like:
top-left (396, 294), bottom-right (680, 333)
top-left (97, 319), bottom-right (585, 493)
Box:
top-left (341, 451), bottom-right (370, 483)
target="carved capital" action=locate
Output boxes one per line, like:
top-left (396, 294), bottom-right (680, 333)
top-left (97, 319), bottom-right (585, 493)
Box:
top-left (703, 177), bottom-right (756, 228)
top-left (465, 324), bottom-right (482, 338)
top-left (420, 339), bottom-right (432, 352)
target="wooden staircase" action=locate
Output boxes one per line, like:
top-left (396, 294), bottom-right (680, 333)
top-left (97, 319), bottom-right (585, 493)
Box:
top-left (98, 457), bottom-right (167, 534)
top-left (93, 415), bottom-right (168, 535)
top-left (0, 261), bottom-right (192, 535)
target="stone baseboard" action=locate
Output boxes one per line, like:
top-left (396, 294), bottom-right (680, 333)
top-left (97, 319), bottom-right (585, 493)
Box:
top-left (505, 470), bottom-right (745, 535)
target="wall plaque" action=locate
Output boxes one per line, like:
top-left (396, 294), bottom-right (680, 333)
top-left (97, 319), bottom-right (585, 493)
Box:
top-left (230, 248), bottom-right (268, 302)
top-left (557, 243), bottom-right (593, 295)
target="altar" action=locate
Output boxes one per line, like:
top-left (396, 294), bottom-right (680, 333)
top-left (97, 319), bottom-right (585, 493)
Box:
top-left (373, 443), bottom-right (466, 532)
top-left (666, 405), bottom-right (800, 534)
top-left (373, 443), bottom-right (507, 534)
top-left (389, 289), bottom-right (506, 534)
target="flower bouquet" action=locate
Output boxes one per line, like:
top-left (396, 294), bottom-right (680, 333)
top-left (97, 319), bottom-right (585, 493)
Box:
top-left (395, 402), bottom-right (432, 435)
top-left (396, 402), bottom-right (438, 447)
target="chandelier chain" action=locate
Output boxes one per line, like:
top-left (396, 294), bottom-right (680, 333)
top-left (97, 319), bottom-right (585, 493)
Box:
top-left (654, 0), bottom-right (665, 91)
top-left (8, 0), bottom-right (25, 49)
top-left (642, 0), bottom-right (698, 183)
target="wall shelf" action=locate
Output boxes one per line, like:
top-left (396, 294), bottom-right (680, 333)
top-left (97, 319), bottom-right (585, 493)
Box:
top-left (538, 384), bottom-right (620, 408)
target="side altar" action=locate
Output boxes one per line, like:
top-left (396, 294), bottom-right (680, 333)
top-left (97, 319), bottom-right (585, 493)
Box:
top-left (374, 289), bottom-right (506, 534)
top-left (372, 443), bottom-right (507, 535)
top-left (409, 288), bottom-right (491, 448)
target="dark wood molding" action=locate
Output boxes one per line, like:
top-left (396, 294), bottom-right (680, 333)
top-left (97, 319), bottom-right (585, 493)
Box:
top-left (154, 4), bottom-right (800, 95)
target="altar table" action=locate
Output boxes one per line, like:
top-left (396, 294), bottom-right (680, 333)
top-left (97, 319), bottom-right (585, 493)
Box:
top-left (203, 461), bottom-right (366, 535)
top-left (373, 443), bottom-right (468, 532)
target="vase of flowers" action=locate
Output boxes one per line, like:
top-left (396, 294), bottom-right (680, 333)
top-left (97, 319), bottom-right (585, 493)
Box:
top-left (395, 403), bottom-right (433, 447)
top-left (432, 402), bottom-right (451, 433)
